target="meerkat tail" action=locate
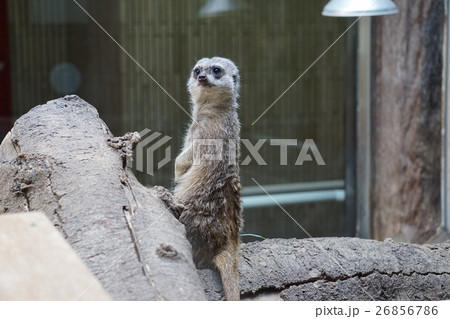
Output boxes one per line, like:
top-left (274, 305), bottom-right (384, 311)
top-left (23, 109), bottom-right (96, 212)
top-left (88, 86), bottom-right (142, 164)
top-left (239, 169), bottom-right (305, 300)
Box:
top-left (214, 243), bottom-right (240, 301)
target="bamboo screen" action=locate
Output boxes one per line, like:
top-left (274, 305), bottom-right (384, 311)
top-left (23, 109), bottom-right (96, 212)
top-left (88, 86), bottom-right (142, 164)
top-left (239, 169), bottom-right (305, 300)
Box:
top-left (7, 0), bottom-right (356, 239)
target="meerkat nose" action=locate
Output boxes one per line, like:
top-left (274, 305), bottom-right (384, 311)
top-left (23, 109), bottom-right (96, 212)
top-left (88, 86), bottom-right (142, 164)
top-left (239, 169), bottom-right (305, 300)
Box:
top-left (198, 74), bottom-right (207, 82)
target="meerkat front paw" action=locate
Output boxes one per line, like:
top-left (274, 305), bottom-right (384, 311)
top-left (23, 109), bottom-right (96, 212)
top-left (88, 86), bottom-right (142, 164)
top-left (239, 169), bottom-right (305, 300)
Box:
top-left (152, 185), bottom-right (185, 219)
top-left (175, 156), bottom-right (191, 179)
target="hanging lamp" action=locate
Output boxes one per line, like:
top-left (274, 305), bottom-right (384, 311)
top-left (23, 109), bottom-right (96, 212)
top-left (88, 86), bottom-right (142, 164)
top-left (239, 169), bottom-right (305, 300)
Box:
top-left (322, 0), bottom-right (398, 17)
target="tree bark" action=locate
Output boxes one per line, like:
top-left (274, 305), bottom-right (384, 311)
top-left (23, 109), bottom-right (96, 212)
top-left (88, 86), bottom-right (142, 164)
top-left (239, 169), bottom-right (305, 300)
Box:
top-left (1, 96), bottom-right (449, 301)
top-left (200, 238), bottom-right (450, 301)
top-left (371, 0), bottom-right (444, 243)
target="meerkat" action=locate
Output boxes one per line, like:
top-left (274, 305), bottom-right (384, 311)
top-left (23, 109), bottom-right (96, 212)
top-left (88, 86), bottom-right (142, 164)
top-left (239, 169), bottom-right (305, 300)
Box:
top-left (173, 57), bottom-right (243, 301)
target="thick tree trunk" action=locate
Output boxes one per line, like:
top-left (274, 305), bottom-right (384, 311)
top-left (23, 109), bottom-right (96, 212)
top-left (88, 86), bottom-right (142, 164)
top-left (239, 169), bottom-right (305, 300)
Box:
top-left (371, 0), bottom-right (444, 243)
top-left (1, 96), bottom-right (449, 301)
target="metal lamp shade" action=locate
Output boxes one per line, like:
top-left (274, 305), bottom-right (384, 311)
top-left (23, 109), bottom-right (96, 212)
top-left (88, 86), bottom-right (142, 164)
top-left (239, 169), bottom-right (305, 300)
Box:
top-left (322, 0), bottom-right (399, 17)
top-left (199, 0), bottom-right (250, 18)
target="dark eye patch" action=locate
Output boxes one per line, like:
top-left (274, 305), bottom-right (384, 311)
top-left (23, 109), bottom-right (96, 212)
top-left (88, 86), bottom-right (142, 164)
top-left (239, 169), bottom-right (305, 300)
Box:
top-left (193, 68), bottom-right (201, 76)
top-left (212, 67), bottom-right (222, 76)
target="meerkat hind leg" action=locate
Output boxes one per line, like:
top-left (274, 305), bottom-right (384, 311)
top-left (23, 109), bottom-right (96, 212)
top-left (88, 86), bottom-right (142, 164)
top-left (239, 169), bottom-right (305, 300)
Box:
top-left (214, 242), bottom-right (240, 301)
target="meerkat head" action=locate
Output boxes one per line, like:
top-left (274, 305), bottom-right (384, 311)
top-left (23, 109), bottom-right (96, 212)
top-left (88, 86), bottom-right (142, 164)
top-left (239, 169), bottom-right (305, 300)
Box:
top-left (188, 57), bottom-right (240, 107)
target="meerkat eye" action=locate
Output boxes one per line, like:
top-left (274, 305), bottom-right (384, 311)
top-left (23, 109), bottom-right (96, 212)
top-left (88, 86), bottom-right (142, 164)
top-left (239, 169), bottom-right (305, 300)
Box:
top-left (194, 68), bottom-right (201, 76)
top-left (212, 67), bottom-right (222, 76)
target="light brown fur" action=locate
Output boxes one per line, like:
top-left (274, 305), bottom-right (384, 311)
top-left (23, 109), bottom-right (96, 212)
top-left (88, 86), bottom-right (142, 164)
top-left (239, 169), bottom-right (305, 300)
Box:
top-left (173, 57), bottom-right (242, 301)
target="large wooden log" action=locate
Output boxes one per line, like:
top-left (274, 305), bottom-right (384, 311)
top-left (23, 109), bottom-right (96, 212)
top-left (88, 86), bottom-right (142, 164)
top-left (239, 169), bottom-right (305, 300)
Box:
top-left (0, 96), bottom-right (449, 301)
top-left (0, 95), bottom-right (205, 300)
top-left (200, 238), bottom-right (450, 301)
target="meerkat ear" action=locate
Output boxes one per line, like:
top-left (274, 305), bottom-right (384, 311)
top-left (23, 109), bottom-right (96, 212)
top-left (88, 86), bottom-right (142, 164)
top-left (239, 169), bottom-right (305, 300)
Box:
top-left (232, 75), bottom-right (237, 83)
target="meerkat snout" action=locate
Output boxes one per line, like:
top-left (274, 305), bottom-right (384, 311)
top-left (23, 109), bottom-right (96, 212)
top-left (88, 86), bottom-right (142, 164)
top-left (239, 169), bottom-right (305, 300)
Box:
top-left (198, 73), bottom-right (207, 84)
